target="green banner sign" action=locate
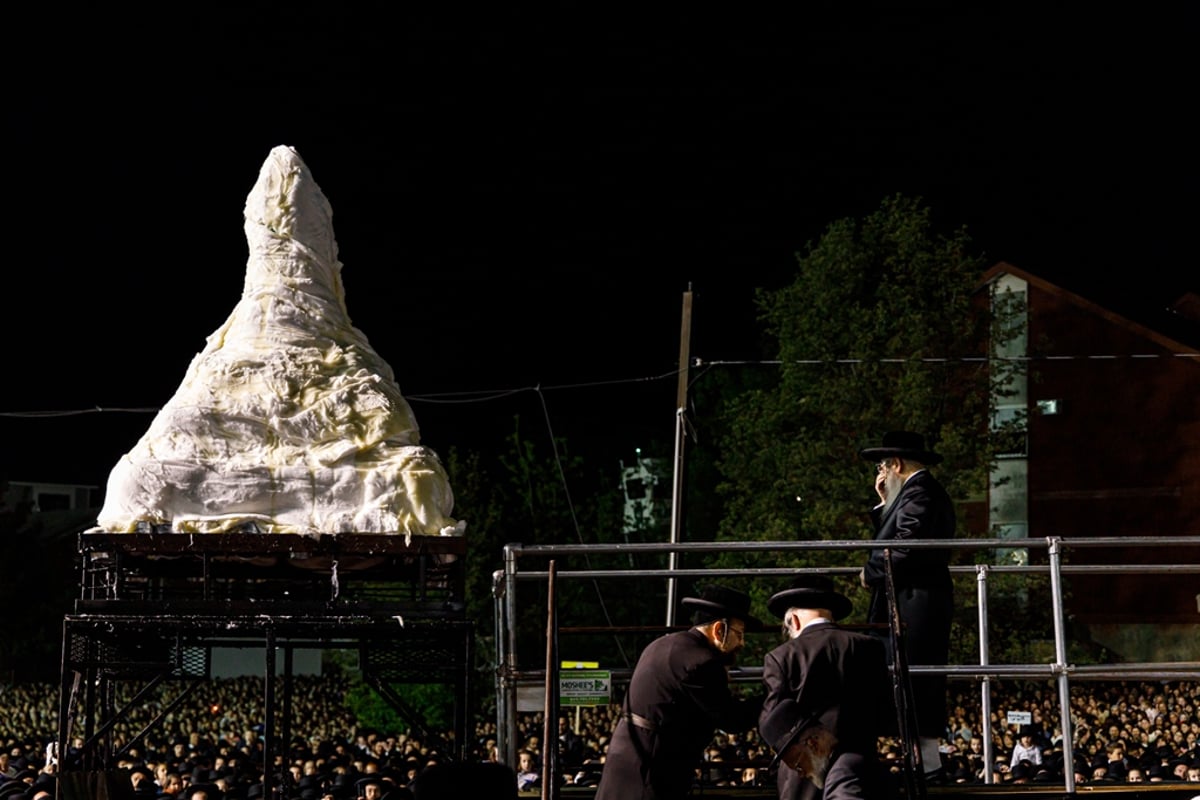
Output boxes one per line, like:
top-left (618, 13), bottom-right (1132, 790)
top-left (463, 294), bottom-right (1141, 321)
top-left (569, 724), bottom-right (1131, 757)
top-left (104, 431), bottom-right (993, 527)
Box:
top-left (559, 669), bottom-right (611, 707)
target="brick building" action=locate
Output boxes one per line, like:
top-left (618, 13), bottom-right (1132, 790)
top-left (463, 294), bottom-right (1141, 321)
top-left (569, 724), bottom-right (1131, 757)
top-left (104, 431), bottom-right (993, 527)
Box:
top-left (981, 263), bottom-right (1198, 658)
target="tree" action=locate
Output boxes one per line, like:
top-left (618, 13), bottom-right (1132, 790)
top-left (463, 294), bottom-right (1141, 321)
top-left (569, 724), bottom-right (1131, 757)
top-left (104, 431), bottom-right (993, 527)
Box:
top-left (446, 416), bottom-right (644, 723)
top-left (704, 195), bottom-right (1017, 646)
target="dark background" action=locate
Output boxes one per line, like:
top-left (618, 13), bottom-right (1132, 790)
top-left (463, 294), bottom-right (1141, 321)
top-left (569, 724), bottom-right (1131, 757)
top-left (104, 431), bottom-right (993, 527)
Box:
top-left (4, 6), bottom-right (1195, 491)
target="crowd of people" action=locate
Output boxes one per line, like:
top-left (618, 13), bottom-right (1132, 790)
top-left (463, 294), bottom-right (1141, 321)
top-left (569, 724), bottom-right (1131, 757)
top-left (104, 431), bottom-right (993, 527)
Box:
top-left (0, 675), bottom-right (1197, 797)
top-left (2, 434), bottom-right (1196, 798)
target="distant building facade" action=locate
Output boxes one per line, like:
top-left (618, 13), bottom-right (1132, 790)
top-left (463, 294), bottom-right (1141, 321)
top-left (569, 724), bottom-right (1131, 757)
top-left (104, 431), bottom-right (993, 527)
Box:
top-left (981, 263), bottom-right (1199, 655)
top-left (3, 480), bottom-right (99, 513)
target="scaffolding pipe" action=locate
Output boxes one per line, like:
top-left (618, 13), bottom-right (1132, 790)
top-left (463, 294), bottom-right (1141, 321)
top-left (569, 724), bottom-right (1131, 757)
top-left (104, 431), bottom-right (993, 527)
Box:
top-left (542, 560), bottom-right (559, 800)
top-left (502, 544), bottom-right (522, 768)
top-left (976, 565), bottom-right (995, 785)
top-left (1048, 538), bottom-right (1076, 794)
top-left (495, 535), bottom-right (1200, 795)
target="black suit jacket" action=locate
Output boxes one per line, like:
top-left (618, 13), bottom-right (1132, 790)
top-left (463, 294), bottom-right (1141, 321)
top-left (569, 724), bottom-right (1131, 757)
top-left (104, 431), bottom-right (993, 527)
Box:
top-left (862, 469), bottom-right (954, 624)
top-left (596, 628), bottom-right (761, 800)
top-left (862, 468), bottom-right (955, 739)
top-left (760, 622), bottom-right (893, 800)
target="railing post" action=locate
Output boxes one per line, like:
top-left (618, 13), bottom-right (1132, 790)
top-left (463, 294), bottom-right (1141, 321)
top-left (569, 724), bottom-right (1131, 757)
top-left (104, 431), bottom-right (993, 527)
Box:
top-left (1048, 537), bottom-right (1076, 794)
top-left (491, 536), bottom-right (1200, 793)
top-left (502, 544), bottom-right (522, 768)
top-left (665, 406), bottom-right (686, 627)
top-left (492, 568), bottom-right (509, 769)
top-left (976, 565), bottom-right (995, 784)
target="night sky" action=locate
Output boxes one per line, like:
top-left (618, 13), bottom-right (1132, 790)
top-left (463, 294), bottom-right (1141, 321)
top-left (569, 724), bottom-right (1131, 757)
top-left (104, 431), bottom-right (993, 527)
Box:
top-left (4, 6), bottom-right (1196, 490)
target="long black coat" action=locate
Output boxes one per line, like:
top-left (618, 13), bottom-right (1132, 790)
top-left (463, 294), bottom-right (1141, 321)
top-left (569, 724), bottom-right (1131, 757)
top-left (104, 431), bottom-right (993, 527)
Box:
top-left (595, 628), bottom-right (760, 800)
top-left (862, 468), bottom-right (955, 738)
top-left (760, 622), bottom-right (894, 800)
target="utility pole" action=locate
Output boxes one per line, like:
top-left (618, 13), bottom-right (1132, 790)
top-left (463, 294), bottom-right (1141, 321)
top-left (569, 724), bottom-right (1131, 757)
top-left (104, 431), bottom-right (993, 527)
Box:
top-left (665, 285), bottom-right (692, 626)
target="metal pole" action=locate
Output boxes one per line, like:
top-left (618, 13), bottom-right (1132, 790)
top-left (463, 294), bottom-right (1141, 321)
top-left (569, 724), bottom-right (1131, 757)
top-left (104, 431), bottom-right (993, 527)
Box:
top-left (666, 287), bottom-right (693, 626)
top-left (884, 548), bottom-right (924, 800)
top-left (282, 646), bottom-right (294, 765)
top-left (503, 545), bottom-right (522, 768)
top-left (666, 407), bottom-right (685, 626)
top-left (1048, 538), bottom-right (1076, 794)
top-left (542, 560), bottom-right (559, 800)
top-left (264, 629), bottom-right (276, 800)
top-left (57, 618), bottom-right (72, 780)
top-left (977, 566), bottom-right (995, 785)
top-left (493, 568), bottom-right (509, 768)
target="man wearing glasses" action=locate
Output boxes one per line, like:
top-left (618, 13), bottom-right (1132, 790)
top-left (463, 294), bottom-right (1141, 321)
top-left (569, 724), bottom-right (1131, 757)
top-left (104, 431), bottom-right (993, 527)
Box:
top-left (857, 431), bottom-right (956, 785)
top-left (596, 584), bottom-right (764, 800)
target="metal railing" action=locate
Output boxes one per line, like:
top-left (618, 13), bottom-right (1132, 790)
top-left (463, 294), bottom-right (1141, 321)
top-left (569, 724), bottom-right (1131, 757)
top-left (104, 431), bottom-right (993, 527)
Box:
top-left (493, 536), bottom-right (1200, 794)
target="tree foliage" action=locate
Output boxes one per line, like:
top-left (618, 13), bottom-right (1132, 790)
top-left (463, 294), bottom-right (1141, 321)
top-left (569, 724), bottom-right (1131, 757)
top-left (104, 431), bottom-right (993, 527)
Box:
top-left (446, 415), bottom-right (645, 711)
top-left (704, 195), bottom-right (1015, 635)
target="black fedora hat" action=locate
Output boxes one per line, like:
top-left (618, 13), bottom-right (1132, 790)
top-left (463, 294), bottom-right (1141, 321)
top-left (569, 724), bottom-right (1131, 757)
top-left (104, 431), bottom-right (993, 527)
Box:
top-left (767, 574), bottom-right (852, 621)
top-left (354, 776), bottom-right (385, 796)
top-left (0, 783), bottom-right (27, 800)
top-left (680, 584), bottom-right (762, 629)
top-left (759, 699), bottom-right (822, 769)
top-left (859, 431), bottom-right (943, 464)
top-left (182, 782), bottom-right (225, 800)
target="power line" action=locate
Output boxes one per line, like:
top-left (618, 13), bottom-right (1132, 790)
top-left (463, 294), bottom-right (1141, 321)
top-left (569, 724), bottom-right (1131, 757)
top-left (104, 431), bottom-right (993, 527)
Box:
top-left (701, 353), bottom-right (1198, 366)
top-left (0, 352), bottom-right (1194, 419)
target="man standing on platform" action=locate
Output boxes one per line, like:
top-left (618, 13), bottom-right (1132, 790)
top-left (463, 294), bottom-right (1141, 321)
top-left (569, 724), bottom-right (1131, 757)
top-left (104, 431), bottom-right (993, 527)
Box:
top-left (858, 430), bottom-right (955, 784)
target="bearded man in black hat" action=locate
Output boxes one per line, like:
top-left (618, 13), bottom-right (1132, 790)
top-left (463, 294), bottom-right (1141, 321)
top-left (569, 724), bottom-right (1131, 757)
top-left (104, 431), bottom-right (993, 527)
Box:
top-left (595, 584), bottom-right (764, 800)
top-left (858, 430), bottom-right (955, 782)
top-left (759, 574), bottom-right (895, 799)
top-left (760, 699), bottom-right (893, 800)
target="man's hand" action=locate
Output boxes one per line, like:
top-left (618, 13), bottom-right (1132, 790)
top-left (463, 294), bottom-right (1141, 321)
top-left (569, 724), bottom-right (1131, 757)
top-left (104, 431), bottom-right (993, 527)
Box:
top-left (859, 567), bottom-right (869, 588)
top-left (874, 468), bottom-right (888, 504)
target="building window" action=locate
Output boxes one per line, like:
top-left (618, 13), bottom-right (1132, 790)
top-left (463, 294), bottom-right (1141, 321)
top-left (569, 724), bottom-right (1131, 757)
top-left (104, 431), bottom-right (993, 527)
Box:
top-left (992, 404), bottom-right (1027, 458)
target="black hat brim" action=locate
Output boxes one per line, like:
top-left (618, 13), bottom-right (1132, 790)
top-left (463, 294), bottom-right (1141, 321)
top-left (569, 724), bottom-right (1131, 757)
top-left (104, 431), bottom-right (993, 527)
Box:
top-left (767, 588), bottom-right (852, 621)
top-left (679, 597), bottom-right (763, 629)
top-left (859, 445), bottom-right (943, 464)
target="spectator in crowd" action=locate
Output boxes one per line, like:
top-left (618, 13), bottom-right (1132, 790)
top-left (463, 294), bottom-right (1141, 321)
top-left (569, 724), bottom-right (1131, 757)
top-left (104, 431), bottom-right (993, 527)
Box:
top-left (1010, 726), bottom-right (1042, 769)
top-left (1104, 741), bottom-right (1128, 780)
top-left (0, 673), bottom-right (1197, 796)
top-left (514, 750), bottom-right (539, 792)
top-left (555, 713), bottom-right (584, 771)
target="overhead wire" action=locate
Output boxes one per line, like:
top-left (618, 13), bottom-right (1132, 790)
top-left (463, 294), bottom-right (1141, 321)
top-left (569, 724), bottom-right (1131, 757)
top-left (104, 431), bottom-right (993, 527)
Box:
top-left (1, 352), bottom-right (1193, 420)
top-left (534, 386), bottom-right (635, 668)
top-left (3, 350), bottom-right (1192, 665)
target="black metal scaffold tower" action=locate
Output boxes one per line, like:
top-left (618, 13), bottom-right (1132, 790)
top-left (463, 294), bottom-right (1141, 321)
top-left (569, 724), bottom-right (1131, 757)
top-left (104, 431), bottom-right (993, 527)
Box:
top-left (57, 531), bottom-right (471, 799)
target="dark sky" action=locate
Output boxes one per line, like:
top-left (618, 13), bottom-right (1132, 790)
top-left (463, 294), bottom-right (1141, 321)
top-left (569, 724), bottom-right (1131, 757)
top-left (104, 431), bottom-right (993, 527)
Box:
top-left (4, 6), bottom-right (1196, 488)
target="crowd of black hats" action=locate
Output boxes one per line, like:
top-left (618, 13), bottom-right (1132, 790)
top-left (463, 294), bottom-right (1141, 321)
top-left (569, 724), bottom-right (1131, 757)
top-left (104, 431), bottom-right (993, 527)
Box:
top-left (1, 676), bottom-right (1197, 797)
